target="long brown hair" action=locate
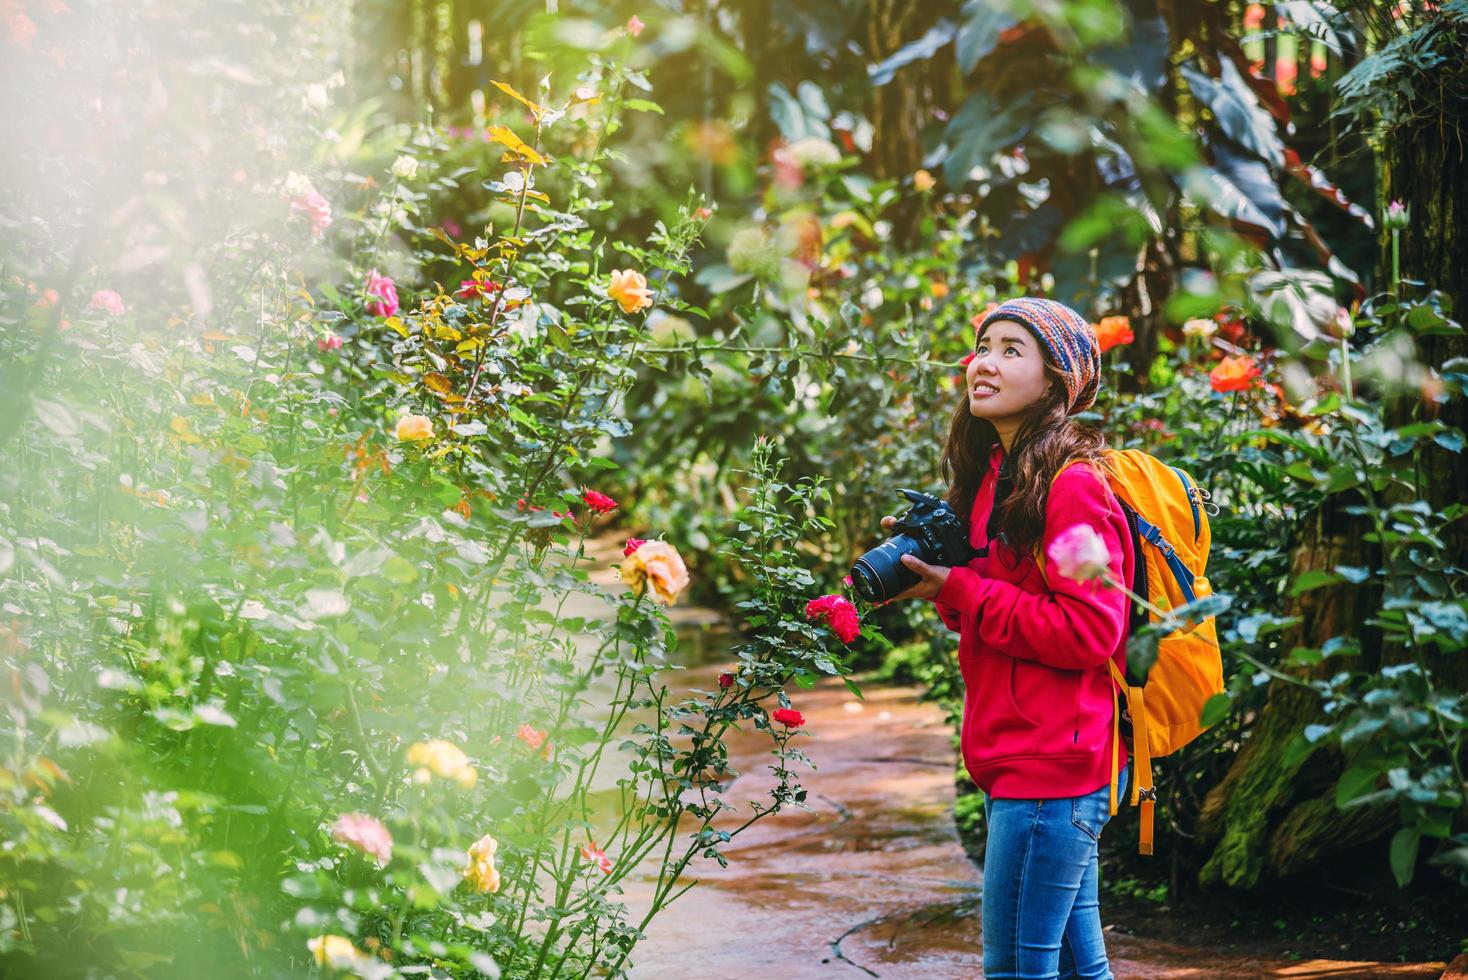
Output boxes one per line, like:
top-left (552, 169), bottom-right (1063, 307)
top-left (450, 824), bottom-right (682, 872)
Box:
top-left (941, 354), bottom-right (1107, 562)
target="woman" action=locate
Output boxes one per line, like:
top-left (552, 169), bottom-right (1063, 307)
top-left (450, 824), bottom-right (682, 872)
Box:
top-left (881, 296), bottom-right (1134, 980)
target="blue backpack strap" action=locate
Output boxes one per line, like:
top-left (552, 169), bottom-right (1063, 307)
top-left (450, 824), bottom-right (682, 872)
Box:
top-left (1133, 514), bottom-right (1197, 606)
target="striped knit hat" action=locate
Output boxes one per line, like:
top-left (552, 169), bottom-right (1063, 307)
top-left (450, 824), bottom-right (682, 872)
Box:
top-left (976, 297), bottom-right (1101, 415)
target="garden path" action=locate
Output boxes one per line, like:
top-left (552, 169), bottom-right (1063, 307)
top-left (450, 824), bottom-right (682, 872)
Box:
top-left (565, 535), bottom-right (1448, 979)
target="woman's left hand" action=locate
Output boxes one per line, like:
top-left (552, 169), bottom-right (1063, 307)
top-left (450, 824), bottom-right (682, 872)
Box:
top-left (882, 554), bottom-right (951, 603)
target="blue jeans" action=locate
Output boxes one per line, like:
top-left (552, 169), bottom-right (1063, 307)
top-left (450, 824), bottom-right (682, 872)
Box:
top-left (981, 765), bottom-right (1128, 980)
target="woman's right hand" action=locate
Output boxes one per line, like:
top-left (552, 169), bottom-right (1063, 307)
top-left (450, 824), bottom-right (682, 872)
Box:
top-left (875, 515), bottom-right (950, 604)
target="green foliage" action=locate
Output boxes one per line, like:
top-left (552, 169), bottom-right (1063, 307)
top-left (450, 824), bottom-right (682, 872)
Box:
top-left (0, 15), bottom-right (859, 977)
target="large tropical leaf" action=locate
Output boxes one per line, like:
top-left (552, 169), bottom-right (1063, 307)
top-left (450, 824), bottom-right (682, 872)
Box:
top-left (994, 202), bottom-right (1064, 259)
top-left (1282, 147), bottom-right (1374, 229)
top-left (942, 89), bottom-right (1032, 186)
top-left (1192, 137), bottom-right (1288, 239)
top-left (868, 19), bottom-right (956, 87)
top-left (768, 81), bottom-right (831, 142)
top-left (1090, 0), bottom-right (1169, 92)
top-left (1181, 57), bottom-right (1285, 169)
top-left (956, 0), bottom-right (1020, 73)
top-left (1247, 268), bottom-right (1340, 342)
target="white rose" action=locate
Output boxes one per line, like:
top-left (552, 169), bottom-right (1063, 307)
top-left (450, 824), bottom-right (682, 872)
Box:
top-left (391, 155), bottom-right (419, 180)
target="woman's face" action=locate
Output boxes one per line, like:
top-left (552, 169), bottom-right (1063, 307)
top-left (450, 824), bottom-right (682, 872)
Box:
top-left (967, 319), bottom-right (1054, 424)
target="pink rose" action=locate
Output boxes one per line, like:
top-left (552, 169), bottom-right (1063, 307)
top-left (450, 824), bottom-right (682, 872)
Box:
top-left (623, 537), bottom-right (645, 557)
top-left (317, 333), bottom-right (343, 352)
top-left (579, 841), bottom-right (613, 874)
top-left (290, 189), bottom-right (333, 239)
top-left (363, 269), bottom-right (398, 318)
top-left (516, 723), bottom-right (547, 750)
top-left (89, 289), bottom-right (125, 316)
top-left (331, 812), bottom-right (393, 866)
top-left (626, 14), bottom-right (645, 36)
top-left (1046, 524), bottom-right (1113, 583)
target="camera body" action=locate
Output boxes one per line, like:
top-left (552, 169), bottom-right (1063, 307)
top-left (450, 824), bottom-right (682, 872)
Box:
top-left (849, 489), bottom-right (981, 604)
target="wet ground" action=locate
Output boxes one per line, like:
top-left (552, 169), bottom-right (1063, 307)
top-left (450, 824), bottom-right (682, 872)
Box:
top-left (566, 535), bottom-right (1451, 978)
top-left (622, 669), bottom-right (1449, 980)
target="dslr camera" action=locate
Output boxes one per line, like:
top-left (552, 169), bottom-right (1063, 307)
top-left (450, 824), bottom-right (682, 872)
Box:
top-left (849, 489), bottom-right (980, 604)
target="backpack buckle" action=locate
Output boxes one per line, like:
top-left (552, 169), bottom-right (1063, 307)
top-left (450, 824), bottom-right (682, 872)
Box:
top-left (1137, 786), bottom-right (1157, 802)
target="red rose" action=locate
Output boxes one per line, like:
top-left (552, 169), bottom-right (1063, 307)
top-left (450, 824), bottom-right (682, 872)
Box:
top-left (772, 707), bottom-right (805, 728)
top-left (583, 489), bottom-right (618, 514)
top-left (718, 672), bottom-right (735, 689)
top-left (456, 279), bottom-right (501, 300)
top-left (623, 537), bottom-right (645, 556)
top-left (804, 594), bottom-right (861, 644)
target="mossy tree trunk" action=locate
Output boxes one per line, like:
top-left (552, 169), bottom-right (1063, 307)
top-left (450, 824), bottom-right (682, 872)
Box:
top-left (1193, 33), bottom-right (1468, 887)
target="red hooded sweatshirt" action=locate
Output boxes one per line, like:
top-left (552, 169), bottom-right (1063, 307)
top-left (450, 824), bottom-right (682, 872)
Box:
top-left (931, 443), bottom-right (1134, 799)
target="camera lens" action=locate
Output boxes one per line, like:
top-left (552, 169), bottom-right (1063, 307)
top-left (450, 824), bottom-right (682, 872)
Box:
top-left (850, 534), bottom-right (924, 604)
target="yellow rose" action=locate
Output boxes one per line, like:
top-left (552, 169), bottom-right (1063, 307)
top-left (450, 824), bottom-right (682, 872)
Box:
top-left (913, 169), bottom-right (936, 192)
top-left (607, 269), bottom-right (653, 315)
top-left (464, 833), bottom-right (502, 894)
top-left (406, 739), bottom-right (477, 788)
top-left (395, 414), bottom-right (435, 442)
top-left (308, 935), bottom-right (365, 970)
top-left (619, 540), bottom-right (690, 606)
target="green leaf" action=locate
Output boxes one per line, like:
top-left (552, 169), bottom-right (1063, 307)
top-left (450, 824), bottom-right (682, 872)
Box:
top-left (382, 556), bottom-right (419, 584)
top-left (1290, 570), bottom-right (1340, 596)
top-left (1200, 692), bottom-right (1231, 728)
top-left (1336, 765), bottom-right (1380, 809)
top-left (1389, 827), bottom-right (1421, 887)
top-left (843, 676), bottom-right (864, 701)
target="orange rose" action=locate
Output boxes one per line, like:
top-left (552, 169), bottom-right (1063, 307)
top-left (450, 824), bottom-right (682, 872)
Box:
top-left (607, 269), bottom-right (653, 315)
top-left (1093, 315), bottom-right (1134, 353)
top-left (1209, 355), bottom-right (1260, 393)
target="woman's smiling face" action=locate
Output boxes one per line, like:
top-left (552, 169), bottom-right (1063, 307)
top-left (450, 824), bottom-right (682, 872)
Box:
top-left (967, 319), bottom-right (1053, 424)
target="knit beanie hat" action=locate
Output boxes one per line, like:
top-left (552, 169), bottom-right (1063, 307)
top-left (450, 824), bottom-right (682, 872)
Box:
top-left (976, 297), bottom-right (1101, 415)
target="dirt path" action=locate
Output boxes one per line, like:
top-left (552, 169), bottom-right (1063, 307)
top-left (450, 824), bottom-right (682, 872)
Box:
top-left (566, 535), bottom-right (1447, 978)
top-left (624, 671), bottom-right (1448, 979)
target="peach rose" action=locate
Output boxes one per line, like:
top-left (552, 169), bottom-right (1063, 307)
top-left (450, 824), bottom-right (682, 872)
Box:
top-left (618, 539), bottom-right (690, 605)
top-left (395, 414), bottom-right (435, 442)
top-left (464, 833), bottom-right (502, 894)
top-left (607, 269), bottom-right (653, 315)
top-left (406, 739), bottom-right (476, 788)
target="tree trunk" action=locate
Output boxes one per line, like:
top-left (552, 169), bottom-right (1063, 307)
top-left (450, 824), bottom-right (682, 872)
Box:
top-left (1194, 496), bottom-right (1382, 888)
top-left (1194, 23), bottom-right (1468, 888)
top-left (865, 0), bottom-right (950, 244)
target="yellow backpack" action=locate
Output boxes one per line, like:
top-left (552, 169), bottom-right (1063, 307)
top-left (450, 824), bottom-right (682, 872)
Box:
top-left (1048, 450), bottom-right (1226, 856)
